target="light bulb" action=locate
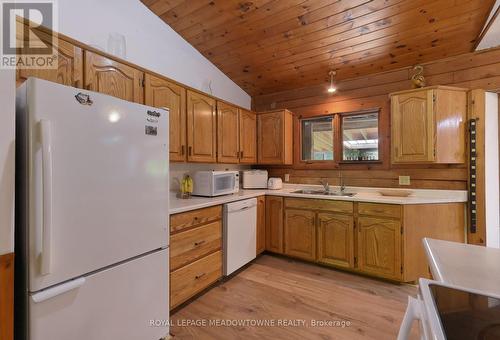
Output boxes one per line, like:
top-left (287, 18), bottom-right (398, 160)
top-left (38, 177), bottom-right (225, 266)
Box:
top-left (327, 87), bottom-right (336, 93)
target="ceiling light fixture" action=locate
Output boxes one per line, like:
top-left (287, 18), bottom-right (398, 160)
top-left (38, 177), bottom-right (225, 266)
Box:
top-left (327, 70), bottom-right (337, 93)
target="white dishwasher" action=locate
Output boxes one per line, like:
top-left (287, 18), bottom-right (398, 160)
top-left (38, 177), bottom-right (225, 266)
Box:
top-left (223, 198), bottom-right (257, 275)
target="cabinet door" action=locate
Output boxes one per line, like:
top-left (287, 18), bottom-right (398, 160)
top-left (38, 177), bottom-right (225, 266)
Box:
top-left (265, 196), bottom-right (283, 253)
top-left (144, 74), bottom-right (186, 162)
top-left (256, 196), bottom-right (266, 255)
top-left (17, 29), bottom-right (83, 88)
top-left (258, 111), bottom-right (283, 164)
top-left (391, 89), bottom-right (434, 163)
top-left (239, 109), bottom-right (257, 164)
top-left (84, 51), bottom-right (144, 103)
top-left (217, 102), bottom-right (240, 163)
top-left (284, 209), bottom-right (316, 261)
top-left (186, 91), bottom-right (217, 163)
top-left (357, 216), bottom-right (401, 280)
top-left (317, 213), bottom-right (354, 268)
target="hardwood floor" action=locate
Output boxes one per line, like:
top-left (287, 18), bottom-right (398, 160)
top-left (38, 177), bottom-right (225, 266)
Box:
top-left (170, 255), bottom-right (418, 339)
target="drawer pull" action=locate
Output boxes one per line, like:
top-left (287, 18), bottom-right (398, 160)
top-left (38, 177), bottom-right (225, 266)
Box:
top-left (195, 273), bottom-right (206, 280)
top-left (194, 240), bottom-right (206, 247)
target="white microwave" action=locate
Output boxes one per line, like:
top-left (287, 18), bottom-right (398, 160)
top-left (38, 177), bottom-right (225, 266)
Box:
top-left (192, 171), bottom-right (240, 197)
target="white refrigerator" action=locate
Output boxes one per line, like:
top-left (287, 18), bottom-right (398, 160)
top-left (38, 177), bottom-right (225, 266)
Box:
top-left (15, 78), bottom-right (170, 340)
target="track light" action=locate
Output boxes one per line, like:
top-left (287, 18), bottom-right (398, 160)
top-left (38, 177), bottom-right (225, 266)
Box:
top-left (327, 70), bottom-right (337, 93)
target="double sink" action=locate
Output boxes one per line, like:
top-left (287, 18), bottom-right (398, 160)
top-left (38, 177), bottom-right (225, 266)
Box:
top-left (292, 189), bottom-right (356, 197)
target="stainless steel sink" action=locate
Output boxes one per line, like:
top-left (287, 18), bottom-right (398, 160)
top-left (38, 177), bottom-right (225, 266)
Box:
top-left (292, 189), bottom-right (356, 197)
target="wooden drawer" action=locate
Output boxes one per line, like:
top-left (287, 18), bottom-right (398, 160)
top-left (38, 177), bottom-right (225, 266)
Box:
top-left (170, 221), bottom-right (222, 271)
top-left (170, 205), bottom-right (222, 234)
top-left (170, 251), bottom-right (222, 309)
top-left (358, 203), bottom-right (401, 219)
top-left (285, 198), bottom-right (353, 214)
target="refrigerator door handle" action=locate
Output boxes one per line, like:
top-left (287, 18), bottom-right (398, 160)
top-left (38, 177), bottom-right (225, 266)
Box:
top-left (40, 119), bottom-right (53, 275)
top-left (31, 277), bottom-right (86, 303)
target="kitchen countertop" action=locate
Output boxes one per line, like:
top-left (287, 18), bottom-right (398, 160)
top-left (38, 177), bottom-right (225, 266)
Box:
top-left (423, 238), bottom-right (500, 296)
top-left (170, 184), bottom-right (467, 214)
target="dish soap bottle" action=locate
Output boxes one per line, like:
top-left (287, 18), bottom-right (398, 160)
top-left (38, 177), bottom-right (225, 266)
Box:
top-left (180, 174), bottom-right (193, 199)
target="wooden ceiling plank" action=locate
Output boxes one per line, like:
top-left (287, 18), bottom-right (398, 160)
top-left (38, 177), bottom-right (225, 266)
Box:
top-left (144, 0), bottom-right (185, 16)
top-left (173, 0), bottom-right (269, 35)
top-left (235, 13), bottom-right (483, 87)
top-left (159, 0), bottom-right (215, 26)
top-left (180, 0), bottom-right (323, 40)
top-left (204, 0), bottom-right (407, 62)
top-left (226, 4), bottom-right (489, 87)
top-left (195, 0), bottom-right (370, 53)
top-left (220, 0), bottom-right (488, 74)
top-left (256, 38), bottom-right (474, 94)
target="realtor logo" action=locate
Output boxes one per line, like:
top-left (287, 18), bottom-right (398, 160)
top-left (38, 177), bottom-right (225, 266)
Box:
top-left (0, 0), bottom-right (58, 69)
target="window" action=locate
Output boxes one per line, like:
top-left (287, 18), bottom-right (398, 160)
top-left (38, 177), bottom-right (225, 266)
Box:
top-left (301, 116), bottom-right (334, 161)
top-left (342, 111), bottom-right (379, 161)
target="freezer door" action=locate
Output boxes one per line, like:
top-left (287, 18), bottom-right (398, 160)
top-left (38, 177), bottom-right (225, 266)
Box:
top-left (29, 249), bottom-right (169, 340)
top-left (20, 78), bottom-right (169, 291)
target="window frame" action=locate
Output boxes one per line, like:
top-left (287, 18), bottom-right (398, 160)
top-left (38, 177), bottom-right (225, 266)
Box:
top-left (339, 109), bottom-right (382, 164)
top-left (297, 108), bottom-right (382, 167)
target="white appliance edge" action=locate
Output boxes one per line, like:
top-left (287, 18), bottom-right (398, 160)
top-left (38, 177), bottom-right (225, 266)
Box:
top-left (16, 78), bottom-right (170, 339)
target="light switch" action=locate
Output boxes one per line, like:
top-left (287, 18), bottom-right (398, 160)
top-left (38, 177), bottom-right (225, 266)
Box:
top-left (284, 174), bottom-right (290, 182)
top-left (399, 176), bottom-right (411, 186)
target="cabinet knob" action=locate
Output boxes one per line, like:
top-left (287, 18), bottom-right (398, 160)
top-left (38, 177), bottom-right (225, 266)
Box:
top-left (195, 273), bottom-right (206, 280)
top-left (194, 240), bottom-right (205, 247)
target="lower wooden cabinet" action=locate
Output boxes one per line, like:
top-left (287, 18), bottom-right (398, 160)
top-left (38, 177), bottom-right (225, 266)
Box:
top-left (265, 196), bottom-right (284, 253)
top-left (170, 251), bottom-right (222, 309)
top-left (256, 196), bottom-right (266, 254)
top-left (357, 216), bottom-right (402, 281)
top-left (284, 209), bottom-right (316, 261)
top-left (0, 253), bottom-right (14, 340)
top-left (317, 212), bottom-right (354, 268)
top-left (169, 206), bottom-right (222, 309)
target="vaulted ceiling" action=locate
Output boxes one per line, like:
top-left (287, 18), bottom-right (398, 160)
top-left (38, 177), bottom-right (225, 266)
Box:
top-left (142, 0), bottom-right (495, 95)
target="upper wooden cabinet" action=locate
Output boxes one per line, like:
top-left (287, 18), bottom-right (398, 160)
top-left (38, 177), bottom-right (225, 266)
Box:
top-left (144, 74), bottom-right (187, 162)
top-left (16, 28), bottom-right (83, 88)
top-left (84, 51), bottom-right (144, 103)
top-left (257, 109), bottom-right (293, 165)
top-left (239, 109), bottom-right (257, 164)
top-left (390, 86), bottom-right (467, 164)
top-left (217, 102), bottom-right (240, 163)
top-left (187, 91), bottom-right (217, 163)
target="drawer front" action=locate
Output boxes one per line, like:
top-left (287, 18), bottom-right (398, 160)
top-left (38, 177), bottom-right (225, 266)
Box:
top-left (358, 202), bottom-right (401, 219)
top-left (285, 198), bottom-right (353, 214)
top-left (170, 205), bottom-right (222, 234)
top-left (170, 251), bottom-right (222, 309)
top-left (170, 221), bottom-right (222, 271)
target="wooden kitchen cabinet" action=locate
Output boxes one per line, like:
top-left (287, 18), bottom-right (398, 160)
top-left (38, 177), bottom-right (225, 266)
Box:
top-left (284, 209), bottom-right (316, 261)
top-left (144, 74), bottom-right (187, 162)
top-left (265, 196), bottom-right (284, 253)
top-left (257, 109), bottom-right (293, 165)
top-left (357, 216), bottom-right (402, 281)
top-left (0, 253), bottom-right (14, 340)
top-left (239, 109), bottom-right (257, 164)
top-left (16, 27), bottom-right (83, 88)
top-left (187, 90), bottom-right (217, 163)
top-left (169, 206), bottom-right (222, 309)
top-left (217, 102), bottom-right (240, 163)
top-left (256, 196), bottom-right (266, 254)
top-left (317, 212), bottom-right (354, 268)
top-left (84, 51), bottom-right (144, 103)
top-left (390, 86), bottom-right (467, 164)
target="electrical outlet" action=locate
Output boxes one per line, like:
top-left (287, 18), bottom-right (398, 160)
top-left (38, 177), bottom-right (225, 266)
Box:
top-left (399, 176), bottom-right (411, 186)
top-left (284, 173), bottom-right (290, 182)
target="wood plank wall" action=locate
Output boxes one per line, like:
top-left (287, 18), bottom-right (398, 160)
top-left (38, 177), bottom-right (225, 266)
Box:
top-left (0, 253), bottom-right (14, 340)
top-left (253, 47), bottom-right (500, 190)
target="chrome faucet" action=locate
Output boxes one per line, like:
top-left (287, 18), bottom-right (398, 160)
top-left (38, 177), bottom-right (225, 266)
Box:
top-left (339, 171), bottom-right (346, 193)
top-left (320, 179), bottom-right (330, 192)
